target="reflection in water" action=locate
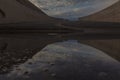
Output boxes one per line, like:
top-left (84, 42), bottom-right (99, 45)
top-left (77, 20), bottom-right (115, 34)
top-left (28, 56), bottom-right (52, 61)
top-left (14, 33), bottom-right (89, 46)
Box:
top-left (1, 40), bottom-right (120, 80)
top-left (28, 0), bottom-right (118, 21)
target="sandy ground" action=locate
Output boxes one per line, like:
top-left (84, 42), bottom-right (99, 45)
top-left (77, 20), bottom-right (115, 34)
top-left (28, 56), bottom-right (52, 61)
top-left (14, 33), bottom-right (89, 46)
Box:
top-left (0, 0), bottom-right (120, 75)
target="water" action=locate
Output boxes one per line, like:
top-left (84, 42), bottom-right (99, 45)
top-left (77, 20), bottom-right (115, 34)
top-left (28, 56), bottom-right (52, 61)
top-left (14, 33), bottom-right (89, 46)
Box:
top-left (1, 40), bottom-right (120, 80)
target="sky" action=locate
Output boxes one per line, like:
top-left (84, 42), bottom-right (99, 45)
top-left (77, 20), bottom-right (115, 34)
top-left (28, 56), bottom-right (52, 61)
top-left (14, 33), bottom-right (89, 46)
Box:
top-left (28, 0), bottom-right (118, 21)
